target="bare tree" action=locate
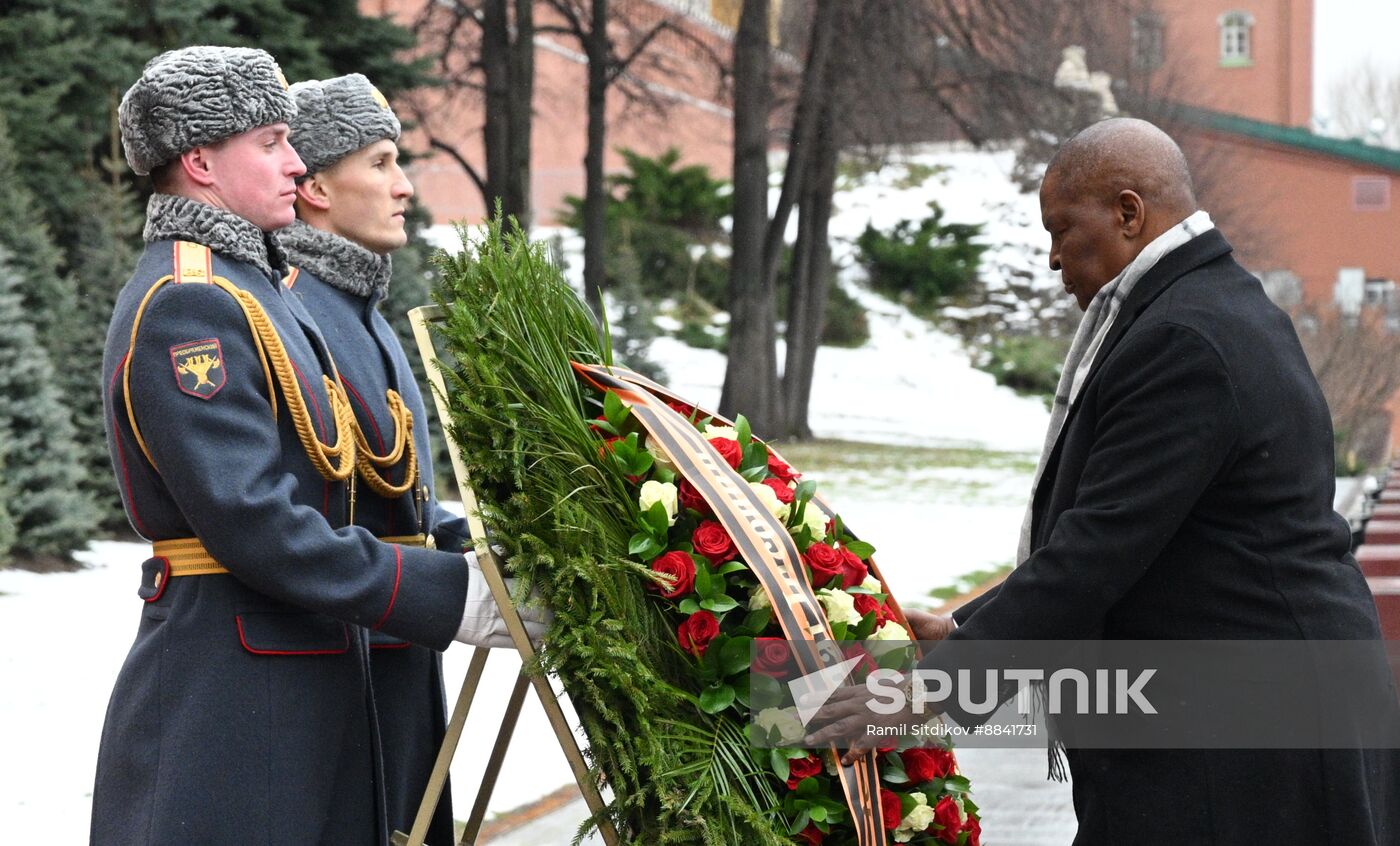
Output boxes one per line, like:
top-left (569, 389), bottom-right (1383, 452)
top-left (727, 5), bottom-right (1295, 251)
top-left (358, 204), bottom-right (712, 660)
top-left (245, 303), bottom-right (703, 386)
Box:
top-left (1295, 305), bottom-right (1400, 470)
top-left (720, 0), bottom-right (782, 435)
top-left (409, 0), bottom-right (535, 225)
top-left (539, 0), bottom-right (721, 316)
top-left (1324, 59), bottom-right (1400, 149)
top-left (483, 0), bottom-right (536, 224)
top-left (724, 0), bottom-right (1117, 439)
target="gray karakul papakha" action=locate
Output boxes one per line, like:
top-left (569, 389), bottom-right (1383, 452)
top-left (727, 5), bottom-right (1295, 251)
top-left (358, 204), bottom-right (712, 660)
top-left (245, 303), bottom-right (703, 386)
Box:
top-left (288, 73), bottom-right (401, 177)
top-left (118, 45), bottom-right (296, 176)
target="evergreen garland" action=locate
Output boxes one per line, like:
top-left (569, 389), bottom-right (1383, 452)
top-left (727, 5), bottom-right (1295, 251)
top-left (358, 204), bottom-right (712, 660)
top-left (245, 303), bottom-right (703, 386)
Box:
top-left (433, 219), bottom-right (791, 844)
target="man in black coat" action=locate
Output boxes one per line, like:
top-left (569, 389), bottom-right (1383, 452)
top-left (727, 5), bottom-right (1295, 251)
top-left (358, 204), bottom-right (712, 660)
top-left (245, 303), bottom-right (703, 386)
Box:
top-left (820, 118), bottom-right (1400, 844)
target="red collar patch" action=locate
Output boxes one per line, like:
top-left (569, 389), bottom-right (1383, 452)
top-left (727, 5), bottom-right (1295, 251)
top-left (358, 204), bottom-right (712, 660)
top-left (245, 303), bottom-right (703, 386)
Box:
top-left (170, 338), bottom-right (226, 400)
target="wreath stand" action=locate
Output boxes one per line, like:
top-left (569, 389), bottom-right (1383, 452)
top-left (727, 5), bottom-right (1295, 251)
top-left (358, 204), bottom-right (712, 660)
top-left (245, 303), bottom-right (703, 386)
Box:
top-left (390, 305), bottom-right (620, 846)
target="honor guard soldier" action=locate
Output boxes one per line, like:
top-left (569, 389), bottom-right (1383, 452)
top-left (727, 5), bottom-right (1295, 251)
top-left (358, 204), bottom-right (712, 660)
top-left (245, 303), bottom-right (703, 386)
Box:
top-left (278, 73), bottom-right (465, 844)
top-left (94, 47), bottom-right (545, 845)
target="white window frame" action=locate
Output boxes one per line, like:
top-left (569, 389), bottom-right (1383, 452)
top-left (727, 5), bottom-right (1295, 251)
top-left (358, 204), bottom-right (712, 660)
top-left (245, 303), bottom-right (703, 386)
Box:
top-left (1218, 10), bottom-right (1255, 66)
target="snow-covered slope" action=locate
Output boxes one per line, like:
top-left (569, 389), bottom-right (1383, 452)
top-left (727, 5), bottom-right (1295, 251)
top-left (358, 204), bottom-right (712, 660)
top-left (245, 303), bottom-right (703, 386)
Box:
top-left (430, 144), bottom-right (1059, 453)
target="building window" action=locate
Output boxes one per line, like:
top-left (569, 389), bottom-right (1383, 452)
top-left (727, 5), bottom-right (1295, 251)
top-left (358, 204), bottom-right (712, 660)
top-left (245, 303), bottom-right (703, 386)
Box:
top-left (1131, 13), bottom-right (1164, 71)
top-left (1218, 11), bottom-right (1254, 67)
top-left (1354, 177), bottom-right (1392, 212)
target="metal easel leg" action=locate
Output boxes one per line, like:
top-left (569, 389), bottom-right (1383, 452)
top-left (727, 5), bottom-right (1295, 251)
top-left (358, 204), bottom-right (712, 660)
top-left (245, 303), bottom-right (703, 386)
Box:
top-left (407, 306), bottom-right (621, 846)
top-left (391, 646), bottom-right (491, 846)
top-left (457, 672), bottom-right (530, 845)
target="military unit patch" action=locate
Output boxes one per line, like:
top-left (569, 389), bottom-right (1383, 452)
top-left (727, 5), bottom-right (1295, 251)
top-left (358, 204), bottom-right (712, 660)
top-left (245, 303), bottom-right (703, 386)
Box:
top-left (170, 338), bottom-right (226, 399)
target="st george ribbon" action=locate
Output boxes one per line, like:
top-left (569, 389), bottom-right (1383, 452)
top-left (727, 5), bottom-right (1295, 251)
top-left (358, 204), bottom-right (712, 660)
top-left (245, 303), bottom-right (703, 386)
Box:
top-left (573, 362), bottom-right (891, 846)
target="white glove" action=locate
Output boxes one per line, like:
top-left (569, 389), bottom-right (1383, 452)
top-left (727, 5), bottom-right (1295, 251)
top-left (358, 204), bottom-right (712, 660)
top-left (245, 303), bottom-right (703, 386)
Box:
top-left (454, 549), bottom-right (553, 648)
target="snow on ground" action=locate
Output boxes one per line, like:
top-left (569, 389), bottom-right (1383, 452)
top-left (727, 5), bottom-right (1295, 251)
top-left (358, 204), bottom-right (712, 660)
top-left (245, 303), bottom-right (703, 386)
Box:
top-left (4, 147), bottom-right (1064, 842)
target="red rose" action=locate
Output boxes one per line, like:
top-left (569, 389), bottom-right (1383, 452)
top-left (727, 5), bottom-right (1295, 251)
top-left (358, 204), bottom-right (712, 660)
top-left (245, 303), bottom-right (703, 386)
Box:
top-left (677, 610), bottom-right (720, 657)
top-left (753, 638), bottom-right (792, 679)
top-left (648, 550), bottom-right (696, 599)
top-left (666, 400), bottom-right (695, 419)
top-left (761, 477), bottom-right (795, 504)
top-left (588, 414), bottom-right (609, 433)
top-left (785, 753), bottom-right (823, 789)
top-left (964, 814), bottom-right (982, 846)
top-left (901, 747), bottom-right (956, 785)
top-left (691, 520), bottom-right (736, 565)
top-left (933, 795), bottom-right (963, 844)
top-left (710, 437), bottom-right (742, 469)
top-left (839, 548), bottom-right (868, 589)
top-left (853, 593), bottom-right (887, 625)
top-left (803, 542), bottom-right (844, 587)
top-left (768, 452), bottom-right (800, 483)
top-left (841, 644), bottom-right (878, 679)
top-left (796, 823), bottom-right (824, 845)
top-left (880, 788), bottom-right (903, 830)
top-left (678, 479), bottom-right (711, 516)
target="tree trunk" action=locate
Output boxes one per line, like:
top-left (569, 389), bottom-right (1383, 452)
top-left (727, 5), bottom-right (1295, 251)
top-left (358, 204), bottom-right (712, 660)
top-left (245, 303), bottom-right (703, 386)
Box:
top-left (481, 0), bottom-right (510, 219)
top-left (719, 0), bottom-right (781, 436)
top-left (505, 0), bottom-right (534, 228)
top-left (781, 96), bottom-right (837, 439)
top-left (581, 0), bottom-right (610, 318)
top-left (760, 0), bottom-right (837, 290)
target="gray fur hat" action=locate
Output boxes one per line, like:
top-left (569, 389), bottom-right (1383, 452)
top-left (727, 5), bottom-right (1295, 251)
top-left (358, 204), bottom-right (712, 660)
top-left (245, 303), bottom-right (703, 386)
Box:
top-left (288, 74), bottom-right (401, 178)
top-left (119, 46), bottom-right (296, 176)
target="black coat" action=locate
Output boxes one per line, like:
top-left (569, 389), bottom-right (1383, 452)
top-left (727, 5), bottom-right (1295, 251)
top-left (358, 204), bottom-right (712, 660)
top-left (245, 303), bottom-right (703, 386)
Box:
top-left (945, 230), bottom-right (1400, 844)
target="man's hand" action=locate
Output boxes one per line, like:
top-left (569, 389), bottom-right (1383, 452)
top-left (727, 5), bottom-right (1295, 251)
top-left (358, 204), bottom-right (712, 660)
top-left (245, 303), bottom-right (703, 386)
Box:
top-left (904, 608), bottom-right (956, 642)
top-left (454, 549), bottom-right (553, 648)
top-left (803, 681), bottom-right (923, 766)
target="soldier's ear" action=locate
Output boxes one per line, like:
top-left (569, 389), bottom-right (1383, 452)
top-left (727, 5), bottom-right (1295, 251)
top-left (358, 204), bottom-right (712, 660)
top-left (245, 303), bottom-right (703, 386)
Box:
top-left (178, 147), bottom-right (217, 188)
top-left (296, 174), bottom-right (332, 211)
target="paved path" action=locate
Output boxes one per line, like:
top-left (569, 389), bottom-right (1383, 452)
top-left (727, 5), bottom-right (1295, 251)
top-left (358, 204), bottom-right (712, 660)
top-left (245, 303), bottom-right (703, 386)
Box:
top-left (480, 747), bottom-right (1077, 845)
top-left (954, 747), bottom-right (1078, 845)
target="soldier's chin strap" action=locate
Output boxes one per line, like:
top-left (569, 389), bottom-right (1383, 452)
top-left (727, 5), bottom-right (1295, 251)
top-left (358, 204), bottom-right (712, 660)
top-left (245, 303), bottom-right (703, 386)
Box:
top-left (122, 241), bottom-right (357, 485)
top-left (354, 388), bottom-right (419, 498)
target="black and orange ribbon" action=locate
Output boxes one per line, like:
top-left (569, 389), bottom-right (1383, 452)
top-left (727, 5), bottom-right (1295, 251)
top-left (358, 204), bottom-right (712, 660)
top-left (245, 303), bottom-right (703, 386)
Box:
top-left (579, 363), bottom-right (916, 633)
top-left (573, 362), bottom-right (890, 846)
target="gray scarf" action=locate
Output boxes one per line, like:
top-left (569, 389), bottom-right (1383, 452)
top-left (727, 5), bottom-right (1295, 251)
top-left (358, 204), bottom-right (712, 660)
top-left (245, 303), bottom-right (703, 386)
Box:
top-left (1018, 210), bottom-right (1214, 563)
top-left (143, 193), bottom-right (288, 281)
top-left (276, 219), bottom-right (392, 299)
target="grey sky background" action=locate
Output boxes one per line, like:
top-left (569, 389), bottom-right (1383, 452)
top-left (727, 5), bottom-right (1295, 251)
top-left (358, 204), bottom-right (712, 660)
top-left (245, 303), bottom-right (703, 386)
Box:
top-left (1314, 0), bottom-right (1400, 119)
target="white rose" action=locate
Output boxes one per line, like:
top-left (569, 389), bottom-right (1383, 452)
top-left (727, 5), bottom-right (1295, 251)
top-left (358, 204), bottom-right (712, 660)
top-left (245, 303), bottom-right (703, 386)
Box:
top-left (748, 585), bottom-right (771, 612)
top-left (703, 424), bottom-right (740, 442)
top-left (799, 505), bottom-right (828, 542)
top-left (749, 482), bottom-right (791, 521)
top-left (644, 439), bottom-right (676, 474)
top-left (817, 588), bottom-right (863, 627)
top-left (859, 573), bottom-right (883, 594)
top-left (895, 792), bottom-right (937, 842)
top-left (638, 480), bottom-right (679, 526)
top-left (754, 707), bottom-right (805, 746)
top-left (870, 620), bottom-right (911, 642)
